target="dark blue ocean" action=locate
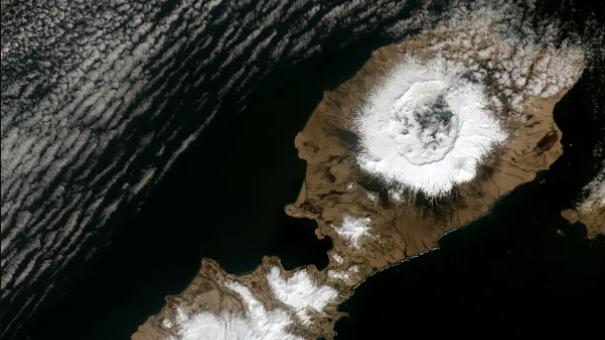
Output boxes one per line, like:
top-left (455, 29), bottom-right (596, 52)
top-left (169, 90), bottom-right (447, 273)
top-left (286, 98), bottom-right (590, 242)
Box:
top-left (22, 3), bottom-right (604, 339)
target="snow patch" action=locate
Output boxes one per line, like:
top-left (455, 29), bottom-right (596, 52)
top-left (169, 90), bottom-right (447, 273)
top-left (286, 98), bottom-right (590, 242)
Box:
top-left (332, 215), bottom-right (372, 248)
top-left (328, 266), bottom-right (359, 282)
top-left (169, 281), bottom-right (301, 340)
top-left (161, 318), bottom-right (174, 329)
top-left (331, 253), bottom-right (344, 264)
top-left (366, 191), bottom-right (378, 203)
top-left (266, 267), bottom-right (338, 325)
top-left (327, 270), bottom-right (350, 281)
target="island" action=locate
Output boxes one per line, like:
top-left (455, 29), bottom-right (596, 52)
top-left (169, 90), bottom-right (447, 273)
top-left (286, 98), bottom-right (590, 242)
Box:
top-left (132, 5), bottom-right (588, 340)
top-left (562, 164), bottom-right (605, 239)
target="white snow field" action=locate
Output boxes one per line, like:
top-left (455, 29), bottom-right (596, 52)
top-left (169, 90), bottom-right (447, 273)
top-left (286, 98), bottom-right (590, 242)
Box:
top-left (331, 215), bottom-right (372, 248)
top-left (166, 267), bottom-right (338, 340)
top-left (266, 267), bottom-right (338, 324)
top-left (168, 281), bottom-right (301, 340)
top-left (356, 58), bottom-right (507, 197)
top-left (354, 1), bottom-right (588, 199)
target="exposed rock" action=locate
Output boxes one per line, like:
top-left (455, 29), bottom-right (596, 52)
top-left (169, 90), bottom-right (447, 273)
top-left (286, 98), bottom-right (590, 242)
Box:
top-left (133, 4), bottom-right (586, 339)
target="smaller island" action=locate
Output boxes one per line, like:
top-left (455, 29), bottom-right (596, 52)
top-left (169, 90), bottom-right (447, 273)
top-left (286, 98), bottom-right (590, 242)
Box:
top-left (562, 163), bottom-right (605, 238)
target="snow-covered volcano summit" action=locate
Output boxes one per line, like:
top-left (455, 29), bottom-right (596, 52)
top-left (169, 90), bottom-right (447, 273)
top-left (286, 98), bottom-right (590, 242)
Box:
top-left (355, 58), bottom-right (507, 197)
top-left (391, 80), bottom-right (460, 166)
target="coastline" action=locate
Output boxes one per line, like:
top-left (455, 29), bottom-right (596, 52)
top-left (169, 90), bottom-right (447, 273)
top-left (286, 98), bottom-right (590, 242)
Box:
top-left (132, 10), bottom-right (586, 339)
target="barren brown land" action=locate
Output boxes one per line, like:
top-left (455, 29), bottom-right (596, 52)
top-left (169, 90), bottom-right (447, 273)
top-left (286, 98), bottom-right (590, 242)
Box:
top-left (562, 193), bottom-right (605, 239)
top-left (133, 15), bottom-right (585, 340)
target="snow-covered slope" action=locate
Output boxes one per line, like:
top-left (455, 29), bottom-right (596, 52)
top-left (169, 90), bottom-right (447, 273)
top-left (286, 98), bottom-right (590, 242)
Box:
top-left (356, 58), bottom-right (507, 197)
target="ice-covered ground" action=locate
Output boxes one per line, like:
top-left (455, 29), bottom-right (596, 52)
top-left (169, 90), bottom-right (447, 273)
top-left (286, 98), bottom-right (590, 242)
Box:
top-left (266, 267), bottom-right (338, 324)
top-left (167, 281), bottom-right (301, 340)
top-left (356, 58), bottom-right (507, 197)
top-left (328, 266), bottom-right (359, 282)
top-left (165, 267), bottom-right (337, 340)
top-left (147, 2), bottom-right (594, 339)
top-left (331, 215), bottom-right (372, 248)
top-left (355, 3), bottom-right (587, 198)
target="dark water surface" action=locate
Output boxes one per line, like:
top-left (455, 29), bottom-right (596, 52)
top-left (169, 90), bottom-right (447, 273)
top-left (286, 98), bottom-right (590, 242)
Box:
top-left (335, 68), bottom-right (605, 340)
top-left (22, 36), bottom-right (390, 340)
top-left (22, 6), bottom-right (605, 339)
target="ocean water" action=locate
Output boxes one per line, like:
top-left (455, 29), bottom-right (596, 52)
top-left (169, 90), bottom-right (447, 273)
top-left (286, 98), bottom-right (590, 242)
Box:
top-left (335, 67), bottom-right (605, 339)
top-left (18, 3), bottom-right (605, 339)
top-left (21, 37), bottom-right (387, 340)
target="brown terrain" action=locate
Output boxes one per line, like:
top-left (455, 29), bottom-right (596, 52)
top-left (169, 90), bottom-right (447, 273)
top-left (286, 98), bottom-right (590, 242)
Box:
top-left (561, 191), bottom-right (605, 239)
top-left (133, 17), bottom-right (586, 340)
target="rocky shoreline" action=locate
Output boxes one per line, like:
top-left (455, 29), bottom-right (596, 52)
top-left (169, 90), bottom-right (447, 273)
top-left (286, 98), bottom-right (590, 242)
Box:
top-left (133, 6), bottom-right (587, 339)
top-left (561, 164), bottom-right (605, 239)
